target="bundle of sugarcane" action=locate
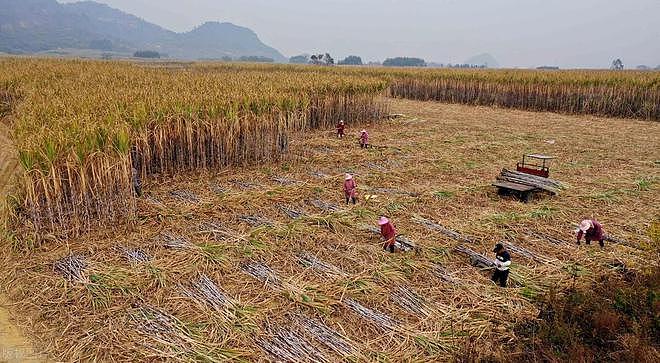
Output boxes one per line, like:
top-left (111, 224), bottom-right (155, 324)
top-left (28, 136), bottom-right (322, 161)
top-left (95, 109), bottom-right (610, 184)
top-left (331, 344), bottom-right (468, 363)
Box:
top-left (161, 232), bottom-right (194, 250)
top-left (605, 235), bottom-right (642, 249)
top-left (130, 305), bottom-right (187, 347)
top-left (278, 205), bottom-right (307, 220)
top-left (231, 180), bottom-right (260, 190)
top-left (272, 176), bottom-right (298, 185)
top-left (366, 162), bottom-right (387, 171)
top-left (432, 264), bottom-right (460, 284)
top-left (208, 182), bottom-right (228, 195)
top-left (121, 247), bottom-right (151, 265)
top-left (294, 314), bottom-right (357, 357)
top-left (502, 241), bottom-right (554, 264)
top-left (257, 326), bottom-right (329, 363)
top-left (239, 215), bottom-right (274, 228)
top-left (497, 169), bottom-right (564, 194)
top-left (413, 216), bottom-right (475, 243)
top-left (526, 229), bottom-right (570, 245)
top-left (310, 171), bottom-right (329, 179)
top-left (371, 188), bottom-right (422, 197)
top-left (169, 189), bottom-right (200, 204)
top-left (454, 245), bottom-right (496, 268)
top-left (181, 274), bottom-right (232, 314)
top-left (309, 199), bottom-right (340, 212)
top-left (391, 286), bottom-right (433, 317)
top-left (241, 261), bottom-right (283, 289)
top-left (343, 298), bottom-right (401, 332)
top-left (298, 252), bottom-right (347, 277)
top-left (53, 254), bottom-right (88, 282)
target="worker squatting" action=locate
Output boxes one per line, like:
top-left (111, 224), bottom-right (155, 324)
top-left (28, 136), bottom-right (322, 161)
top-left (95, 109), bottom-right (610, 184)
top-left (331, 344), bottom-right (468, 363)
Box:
top-left (336, 119), bottom-right (610, 288)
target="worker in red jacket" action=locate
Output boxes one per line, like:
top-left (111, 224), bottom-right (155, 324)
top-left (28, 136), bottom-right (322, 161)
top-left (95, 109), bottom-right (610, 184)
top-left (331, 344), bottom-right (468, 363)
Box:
top-left (359, 129), bottom-right (369, 148)
top-left (379, 216), bottom-right (397, 253)
top-left (343, 173), bottom-right (358, 204)
top-left (577, 219), bottom-right (605, 248)
top-left (336, 120), bottom-right (345, 138)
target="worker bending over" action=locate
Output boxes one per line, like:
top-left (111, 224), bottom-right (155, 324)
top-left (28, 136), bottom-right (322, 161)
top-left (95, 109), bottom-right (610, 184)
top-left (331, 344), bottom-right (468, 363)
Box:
top-left (343, 174), bottom-right (358, 204)
top-left (359, 129), bottom-right (369, 148)
top-left (379, 217), bottom-right (397, 253)
top-left (577, 219), bottom-right (605, 248)
top-left (491, 243), bottom-right (511, 287)
top-left (336, 120), bottom-right (345, 138)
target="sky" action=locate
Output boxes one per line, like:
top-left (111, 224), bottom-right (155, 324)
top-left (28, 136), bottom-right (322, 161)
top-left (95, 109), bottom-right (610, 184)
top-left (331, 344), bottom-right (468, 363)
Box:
top-left (59, 0), bottom-right (660, 68)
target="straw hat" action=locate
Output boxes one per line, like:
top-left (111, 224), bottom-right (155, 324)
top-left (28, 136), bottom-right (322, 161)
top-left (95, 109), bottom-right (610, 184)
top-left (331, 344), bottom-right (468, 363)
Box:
top-left (361, 129), bottom-right (367, 134)
top-left (345, 173), bottom-right (352, 180)
top-left (579, 220), bottom-right (593, 232)
top-left (378, 216), bottom-right (389, 225)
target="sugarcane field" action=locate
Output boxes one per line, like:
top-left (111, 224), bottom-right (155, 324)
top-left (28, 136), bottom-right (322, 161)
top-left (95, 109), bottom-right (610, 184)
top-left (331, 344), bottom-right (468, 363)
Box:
top-left (0, 57), bottom-right (658, 363)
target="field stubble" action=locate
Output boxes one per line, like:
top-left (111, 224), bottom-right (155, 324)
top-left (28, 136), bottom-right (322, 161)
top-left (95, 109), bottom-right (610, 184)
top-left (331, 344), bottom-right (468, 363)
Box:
top-left (0, 98), bottom-right (657, 361)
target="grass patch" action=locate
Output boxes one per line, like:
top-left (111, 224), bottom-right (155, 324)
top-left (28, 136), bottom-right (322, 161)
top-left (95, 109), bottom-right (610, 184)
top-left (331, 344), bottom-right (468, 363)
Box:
top-left (433, 190), bottom-right (454, 199)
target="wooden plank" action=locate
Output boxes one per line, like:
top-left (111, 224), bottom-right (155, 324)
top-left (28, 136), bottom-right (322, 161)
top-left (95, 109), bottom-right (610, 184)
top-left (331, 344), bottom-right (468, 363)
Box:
top-left (493, 181), bottom-right (536, 192)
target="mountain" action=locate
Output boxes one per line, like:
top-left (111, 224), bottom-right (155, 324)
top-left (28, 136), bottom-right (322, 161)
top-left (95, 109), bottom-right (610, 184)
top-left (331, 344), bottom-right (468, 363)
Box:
top-left (0, 0), bottom-right (285, 61)
top-left (464, 53), bottom-right (500, 68)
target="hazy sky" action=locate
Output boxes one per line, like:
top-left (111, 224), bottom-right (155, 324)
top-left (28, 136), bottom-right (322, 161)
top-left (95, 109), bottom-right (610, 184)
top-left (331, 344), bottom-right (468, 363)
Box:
top-left (59, 0), bottom-right (660, 68)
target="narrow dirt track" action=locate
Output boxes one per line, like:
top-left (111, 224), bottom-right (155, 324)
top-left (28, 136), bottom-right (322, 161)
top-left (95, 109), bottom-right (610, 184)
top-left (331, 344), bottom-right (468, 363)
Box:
top-left (0, 124), bottom-right (44, 363)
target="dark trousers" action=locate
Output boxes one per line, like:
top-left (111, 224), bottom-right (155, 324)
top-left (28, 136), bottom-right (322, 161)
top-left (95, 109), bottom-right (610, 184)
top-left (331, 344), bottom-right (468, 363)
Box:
top-left (345, 196), bottom-right (357, 204)
top-left (579, 239), bottom-right (604, 248)
top-left (491, 269), bottom-right (509, 287)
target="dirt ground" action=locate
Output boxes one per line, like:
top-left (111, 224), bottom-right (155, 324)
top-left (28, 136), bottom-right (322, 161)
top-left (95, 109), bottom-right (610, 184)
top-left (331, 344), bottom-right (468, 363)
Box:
top-left (0, 99), bottom-right (658, 361)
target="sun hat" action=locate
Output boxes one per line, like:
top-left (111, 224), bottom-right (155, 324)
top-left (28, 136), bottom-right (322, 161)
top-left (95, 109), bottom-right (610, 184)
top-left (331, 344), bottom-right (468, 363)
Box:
top-left (579, 220), bottom-right (592, 232)
top-left (378, 216), bottom-right (389, 225)
top-left (493, 243), bottom-right (504, 252)
top-left (345, 173), bottom-right (352, 180)
top-left (361, 129), bottom-right (367, 133)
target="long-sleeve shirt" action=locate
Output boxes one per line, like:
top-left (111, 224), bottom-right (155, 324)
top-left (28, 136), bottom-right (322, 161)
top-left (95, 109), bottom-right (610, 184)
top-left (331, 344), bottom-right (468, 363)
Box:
top-left (495, 251), bottom-right (511, 271)
top-left (343, 179), bottom-right (357, 197)
top-left (380, 222), bottom-right (397, 241)
top-left (577, 220), bottom-right (605, 242)
top-left (336, 123), bottom-right (345, 135)
top-left (360, 132), bottom-right (369, 144)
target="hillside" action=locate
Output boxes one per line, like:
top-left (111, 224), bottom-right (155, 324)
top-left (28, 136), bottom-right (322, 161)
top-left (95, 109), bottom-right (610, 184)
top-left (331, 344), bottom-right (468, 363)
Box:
top-left (0, 0), bottom-right (285, 61)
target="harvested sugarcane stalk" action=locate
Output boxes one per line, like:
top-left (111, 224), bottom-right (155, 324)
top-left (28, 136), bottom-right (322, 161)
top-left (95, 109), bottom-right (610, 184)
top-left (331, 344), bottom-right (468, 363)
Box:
top-left (272, 176), bottom-right (298, 185)
top-left (502, 241), bottom-right (554, 264)
top-left (413, 216), bottom-right (475, 243)
top-left (309, 199), bottom-right (340, 212)
top-left (53, 254), bottom-right (88, 282)
top-left (454, 245), bottom-right (496, 268)
top-left (298, 252), bottom-right (347, 277)
top-left (432, 264), bottom-right (460, 284)
top-left (371, 187), bottom-right (421, 197)
top-left (294, 314), bottom-right (357, 357)
top-left (161, 232), bottom-right (194, 250)
top-left (344, 298), bottom-right (401, 332)
top-left (278, 205), bottom-right (307, 219)
top-left (181, 274), bottom-right (233, 314)
top-left (169, 189), bottom-right (200, 204)
top-left (121, 247), bottom-right (151, 265)
top-left (391, 286), bottom-right (433, 317)
top-left (605, 235), bottom-right (642, 249)
top-left (257, 326), bottom-right (329, 363)
top-left (231, 180), bottom-right (260, 190)
top-left (239, 215), bottom-right (274, 228)
top-left (501, 169), bottom-right (565, 189)
top-left (242, 261), bottom-right (283, 289)
top-left (525, 229), bottom-right (570, 245)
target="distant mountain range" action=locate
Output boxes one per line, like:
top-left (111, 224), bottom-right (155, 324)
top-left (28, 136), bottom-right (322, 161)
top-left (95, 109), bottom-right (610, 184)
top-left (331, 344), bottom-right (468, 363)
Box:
top-left (0, 0), bottom-right (286, 61)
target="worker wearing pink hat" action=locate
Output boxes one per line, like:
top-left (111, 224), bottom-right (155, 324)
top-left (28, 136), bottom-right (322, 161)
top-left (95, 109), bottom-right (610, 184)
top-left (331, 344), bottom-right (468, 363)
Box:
top-left (379, 216), bottom-right (397, 253)
top-left (359, 129), bottom-right (369, 148)
top-left (577, 219), bottom-right (605, 248)
top-left (343, 173), bottom-right (358, 204)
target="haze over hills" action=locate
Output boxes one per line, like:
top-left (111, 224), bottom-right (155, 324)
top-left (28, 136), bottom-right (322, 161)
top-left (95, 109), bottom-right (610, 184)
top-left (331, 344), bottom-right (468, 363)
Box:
top-left (0, 0), bottom-right (286, 61)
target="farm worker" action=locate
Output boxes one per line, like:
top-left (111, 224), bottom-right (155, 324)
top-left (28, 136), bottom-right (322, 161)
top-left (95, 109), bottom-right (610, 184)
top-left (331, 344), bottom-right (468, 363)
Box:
top-left (379, 216), bottom-right (397, 253)
top-left (491, 243), bottom-right (511, 287)
top-left (577, 219), bottom-right (605, 248)
top-left (359, 129), bottom-right (369, 148)
top-left (336, 120), bottom-right (346, 138)
top-left (343, 173), bottom-right (358, 204)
